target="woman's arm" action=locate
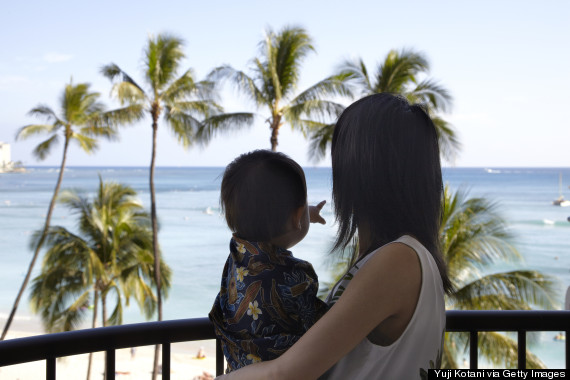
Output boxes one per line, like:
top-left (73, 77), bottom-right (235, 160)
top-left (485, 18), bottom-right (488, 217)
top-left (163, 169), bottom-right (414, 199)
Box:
top-left (217, 242), bottom-right (422, 380)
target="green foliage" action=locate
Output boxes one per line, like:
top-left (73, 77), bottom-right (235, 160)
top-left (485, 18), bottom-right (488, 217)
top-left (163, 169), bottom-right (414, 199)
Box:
top-left (29, 179), bottom-right (172, 332)
top-left (203, 25), bottom-right (353, 151)
top-left (309, 48), bottom-right (460, 161)
top-left (15, 81), bottom-right (119, 161)
top-left (101, 33), bottom-right (220, 147)
top-left (321, 187), bottom-right (559, 368)
top-left (442, 186), bottom-right (559, 368)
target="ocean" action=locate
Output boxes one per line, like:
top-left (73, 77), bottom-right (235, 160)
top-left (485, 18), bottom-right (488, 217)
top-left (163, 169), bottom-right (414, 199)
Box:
top-left (1, 166), bottom-right (569, 368)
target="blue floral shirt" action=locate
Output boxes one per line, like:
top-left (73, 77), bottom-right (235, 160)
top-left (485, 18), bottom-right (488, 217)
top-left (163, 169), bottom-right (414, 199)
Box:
top-left (209, 235), bottom-right (327, 372)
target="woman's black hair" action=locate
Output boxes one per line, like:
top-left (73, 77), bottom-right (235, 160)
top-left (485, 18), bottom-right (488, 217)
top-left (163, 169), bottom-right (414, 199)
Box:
top-left (331, 93), bottom-right (453, 294)
top-left (220, 150), bottom-right (307, 243)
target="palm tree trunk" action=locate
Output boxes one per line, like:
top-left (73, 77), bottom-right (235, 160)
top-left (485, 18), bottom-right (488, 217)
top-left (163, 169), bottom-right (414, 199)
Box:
top-left (102, 292), bottom-right (108, 379)
top-left (1, 138), bottom-right (70, 340)
top-left (270, 120), bottom-right (280, 152)
top-left (86, 290), bottom-right (99, 380)
top-left (149, 113), bottom-right (162, 380)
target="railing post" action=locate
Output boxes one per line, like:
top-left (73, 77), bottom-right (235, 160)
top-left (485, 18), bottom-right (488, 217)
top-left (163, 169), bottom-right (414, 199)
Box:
top-left (46, 356), bottom-right (56, 380)
top-left (105, 350), bottom-right (115, 380)
top-left (162, 343), bottom-right (171, 380)
top-left (216, 338), bottom-right (224, 376)
top-left (517, 330), bottom-right (526, 369)
top-left (566, 329), bottom-right (570, 369)
top-left (469, 331), bottom-right (478, 369)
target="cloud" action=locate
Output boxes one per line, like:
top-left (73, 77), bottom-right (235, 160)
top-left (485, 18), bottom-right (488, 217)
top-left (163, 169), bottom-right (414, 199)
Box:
top-left (42, 52), bottom-right (73, 63)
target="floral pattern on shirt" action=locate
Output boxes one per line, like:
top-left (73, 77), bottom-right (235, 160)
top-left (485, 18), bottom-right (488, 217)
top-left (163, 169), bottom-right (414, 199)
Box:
top-left (209, 235), bottom-right (327, 372)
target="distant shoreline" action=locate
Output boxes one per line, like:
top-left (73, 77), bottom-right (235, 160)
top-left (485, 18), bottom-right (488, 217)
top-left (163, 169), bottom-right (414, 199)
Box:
top-left (10, 165), bottom-right (570, 170)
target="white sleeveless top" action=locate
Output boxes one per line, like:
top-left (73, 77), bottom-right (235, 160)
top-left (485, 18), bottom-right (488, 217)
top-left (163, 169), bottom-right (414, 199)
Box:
top-left (321, 235), bottom-right (445, 380)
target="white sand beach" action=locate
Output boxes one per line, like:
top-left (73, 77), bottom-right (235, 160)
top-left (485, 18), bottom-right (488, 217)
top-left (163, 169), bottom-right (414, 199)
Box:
top-left (0, 316), bottom-right (217, 380)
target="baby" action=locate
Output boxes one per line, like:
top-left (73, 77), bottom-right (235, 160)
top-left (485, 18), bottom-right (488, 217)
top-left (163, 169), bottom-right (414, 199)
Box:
top-left (209, 150), bottom-right (327, 372)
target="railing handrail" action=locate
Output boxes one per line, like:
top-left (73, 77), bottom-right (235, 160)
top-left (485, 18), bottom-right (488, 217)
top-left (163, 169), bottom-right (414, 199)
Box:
top-left (446, 310), bottom-right (570, 331)
top-left (0, 317), bottom-right (215, 367)
top-left (0, 310), bottom-right (568, 374)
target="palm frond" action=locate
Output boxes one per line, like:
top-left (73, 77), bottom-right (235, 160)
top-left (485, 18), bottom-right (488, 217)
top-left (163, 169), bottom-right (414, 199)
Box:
top-left (27, 105), bottom-right (60, 123)
top-left (61, 82), bottom-right (104, 125)
top-left (161, 70), bottom-right (218, 104)
top-left (145, 33), bottom-right (185, 93)
top-left (167, 100), bottom-right (222, 118)
top-left (452, 271), bottom-right (559, 311)
top-left (431, 115), bottom-right (461, 163)
top-left (79, 124), bottom-right (118, 141)
top-left (444, 331), bottom-right (545, 369)
top-left (307, 122), bottom-right (335, 162)
top-left (101, 104), bottom-right (145, 126)
top-left (252, 57), bottom-right (277, 105)
top-left (29, 267), bottom-right (90, 333)
top-left (208, 65), bottom-right (267, 107)
top-left (376, 48), bottom-right (429, 93)
top-left (265, 25), bottom-right (315, 98)
top-left (105, 283), bottom-right (124, 326)
top-left (197, 112), bottom-right (256, 144)
top-left (261, 30), bottom-right (282, 102)
top-left (32, 134), bottom-right (60, 160)
top-left (292, 72), bottom-right (355, 104)
top-left (163, 107), bottom-right (201, 148)
top-left (101, 63), bottom-right (146, 96)
top-left (136, 277), bottom-right (157, 319)
top-left (70, 132), bottom-right (98, 153)
top-left (15, 124), bottom-right (58, 141)
top-left (408, 78), bottom-right (453, 113)
top-left (285, 100), bottom-right (345, 127)
top-left (336, 58), bottom-right (374, 95)
top-left (442, 188), bottom-right (521, 279)
top-left (110, 81), bottom-right (147, 106)
top-left (159, 258), bottom-right (172, 297)
top-left (478, 331), bottom-right (546, 369)
top-left (441, 333), bottom-right (460, 369)
top-left (30, 178), bottom-right (171, 331)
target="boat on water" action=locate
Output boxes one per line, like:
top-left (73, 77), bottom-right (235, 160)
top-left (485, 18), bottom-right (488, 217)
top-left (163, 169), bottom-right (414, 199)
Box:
top-left (553, 173), bottom-right (570, 206)
top-left (553, 196), bottom-right (570, 207)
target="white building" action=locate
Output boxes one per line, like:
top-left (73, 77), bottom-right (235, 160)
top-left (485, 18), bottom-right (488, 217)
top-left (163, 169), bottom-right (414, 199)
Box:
top-left (0, 142), bottom-right (13, 171)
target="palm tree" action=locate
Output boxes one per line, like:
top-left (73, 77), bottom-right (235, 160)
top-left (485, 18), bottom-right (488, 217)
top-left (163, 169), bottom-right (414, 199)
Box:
top-left (29, 178), bottom-right (171, 380)
top-left (202, 25), bottom-right (354, 152)
top-left (308, 48), bottom-right (460, 161)
top-left (321, 187), bottom-right (558, 368)
top-left (1, 81), bottom-right (129, 340)
top-left (101, 33), bottom-right (221, 378)
top-left (441, 187), bottom-right (558, 368)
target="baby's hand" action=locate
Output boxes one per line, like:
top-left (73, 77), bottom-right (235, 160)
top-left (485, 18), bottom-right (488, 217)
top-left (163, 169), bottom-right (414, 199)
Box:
top-left (309, 200), bottom-right (326, 225)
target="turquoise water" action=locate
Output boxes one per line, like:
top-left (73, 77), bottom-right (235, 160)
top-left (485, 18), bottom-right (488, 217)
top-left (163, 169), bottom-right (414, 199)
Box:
top-left (1, 166), bottom-right (569, 368)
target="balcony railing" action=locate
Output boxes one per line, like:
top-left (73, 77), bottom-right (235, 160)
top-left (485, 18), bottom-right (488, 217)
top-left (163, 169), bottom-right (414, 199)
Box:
top-left (0, 311), bottom-right (568, 379)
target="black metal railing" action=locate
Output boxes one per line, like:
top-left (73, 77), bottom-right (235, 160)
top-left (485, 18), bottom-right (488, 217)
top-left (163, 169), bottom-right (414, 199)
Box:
top-left (446, 310), bottom-right (570, 369)
top-left (0, 317), bottom-right (222, 380)
top-left (0, 311), bottom-right (568, 379)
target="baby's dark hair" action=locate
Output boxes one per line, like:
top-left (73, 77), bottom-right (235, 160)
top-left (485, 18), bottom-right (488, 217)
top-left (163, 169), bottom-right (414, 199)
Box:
top-left (220, 150), bottom-right (307, 242)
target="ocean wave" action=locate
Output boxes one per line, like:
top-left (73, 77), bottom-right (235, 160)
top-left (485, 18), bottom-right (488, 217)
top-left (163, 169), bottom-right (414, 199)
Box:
top-left (516, 219), bottom-right (570, 227)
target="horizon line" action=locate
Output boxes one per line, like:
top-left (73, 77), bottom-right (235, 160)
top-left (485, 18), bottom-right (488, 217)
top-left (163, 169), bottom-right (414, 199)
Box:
top-left (13, 165), bottom-right (570, 169)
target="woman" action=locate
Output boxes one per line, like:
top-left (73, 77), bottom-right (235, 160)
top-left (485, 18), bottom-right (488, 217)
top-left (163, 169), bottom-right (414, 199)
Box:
top-left (217, 93), bottom-right (454, 379)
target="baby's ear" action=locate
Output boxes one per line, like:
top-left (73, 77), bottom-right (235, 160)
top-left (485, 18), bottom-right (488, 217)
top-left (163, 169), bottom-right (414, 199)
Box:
top-left (291, 205), bottom-right (305, 230)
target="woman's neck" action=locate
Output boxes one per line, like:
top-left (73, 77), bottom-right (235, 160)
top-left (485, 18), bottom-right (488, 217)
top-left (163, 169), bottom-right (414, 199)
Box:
top-left (357, 224), bottom-right (373, 257)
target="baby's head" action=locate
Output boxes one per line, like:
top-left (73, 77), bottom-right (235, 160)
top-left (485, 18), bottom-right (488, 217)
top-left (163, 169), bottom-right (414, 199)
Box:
top-left (221, 150), bottom-right (309, 248)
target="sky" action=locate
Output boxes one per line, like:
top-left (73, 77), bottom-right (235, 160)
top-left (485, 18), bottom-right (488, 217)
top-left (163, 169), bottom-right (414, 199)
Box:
top-left (1, 0), bottom-right (569, 168)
